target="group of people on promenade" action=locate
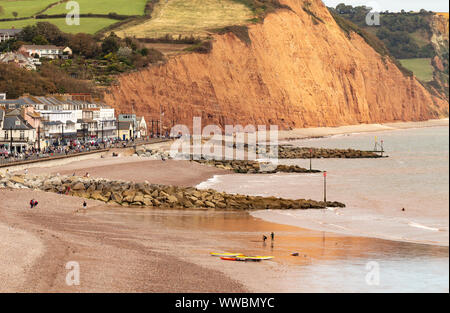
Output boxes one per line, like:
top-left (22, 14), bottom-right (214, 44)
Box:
top-left (0, 140), bottom-right (107, 164)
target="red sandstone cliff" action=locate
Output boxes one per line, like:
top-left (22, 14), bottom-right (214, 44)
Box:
top-left (104, 0), bottom-right (449, 131)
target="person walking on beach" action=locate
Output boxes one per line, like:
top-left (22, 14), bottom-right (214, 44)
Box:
top-left (263, 235), bottom-right (267, 243)
top-left (83, 201), bottom-right (87, 210)
top-left (271, 232), bottom-right (275, 241)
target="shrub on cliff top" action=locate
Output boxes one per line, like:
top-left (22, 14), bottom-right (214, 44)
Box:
top-left (183, 40), bottom-right (213, 54)
top-left (213, 25), bottom-right (251, 45)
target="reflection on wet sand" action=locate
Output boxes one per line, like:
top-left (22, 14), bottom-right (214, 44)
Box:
top-left (89, 207), bottom-right (449, 292)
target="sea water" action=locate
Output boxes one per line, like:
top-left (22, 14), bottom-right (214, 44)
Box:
top-left (196, 125), bottom-right (449, 292)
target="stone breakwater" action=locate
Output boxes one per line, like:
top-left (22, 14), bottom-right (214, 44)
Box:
top-left (135, 147), bottom-right (321, 174)
top-left (0, 174), bottom-right (345, 210)
top-left (135, 144), bottom-right (385, 161)
top-left (277, 146), bottom-right (385, 159)
top-left (192, 160), bottom-right (321, 174)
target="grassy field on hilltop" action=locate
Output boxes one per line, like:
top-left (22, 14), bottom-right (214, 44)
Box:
top-left (0, 0), bottom-right (147, 34)
top-left (42, 0), bottom-right (147, 16)
top-left (0, 0), bottom-right (56, 19)
top-left (0, 17), bottom-right (118, 34)
top-left (399, 58), bottom-right (434, 82)
top-left (115, 0), bottom-right (255, 38)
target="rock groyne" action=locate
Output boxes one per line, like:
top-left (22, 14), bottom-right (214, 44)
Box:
top-left (192, 159), bottom-right (321, 174)
top-left (277, 146), bottom-right (385, 159)
top-left (1, 174), bottom-right (345, 210)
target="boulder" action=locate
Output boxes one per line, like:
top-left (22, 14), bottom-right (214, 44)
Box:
top-left (72, 182), bottom-right (85, 191)
top-left (91, 190), bottom-right (110, 202)
top-left (10, 176), bottom-right (25, 185)
top-left (111, 192), bottom-right (123, 203)
top-left (133, 193), bottom-right (144, 203)
top-left (143, 197), bottom-right (153, 206)
top-left (167, 195), bottom-right (178, 204)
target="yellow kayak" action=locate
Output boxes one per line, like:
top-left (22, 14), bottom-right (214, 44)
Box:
top-left (238, 256), bottom-right (274, 261)
top-left (210, 252), bottom-right (243, 257)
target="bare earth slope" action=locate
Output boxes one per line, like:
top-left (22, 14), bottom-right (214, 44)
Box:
top-left (104, 0), bottom-right (449, 130)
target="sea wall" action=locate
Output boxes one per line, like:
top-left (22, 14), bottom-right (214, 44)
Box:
top-left (0, 149), bottom-right (109, 173)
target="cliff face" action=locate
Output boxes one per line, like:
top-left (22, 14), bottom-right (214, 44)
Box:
top-left (104, 0), bottom-right (449, 131)
top-left (431, 13), bottom-right (449, 53)
top-left (430, 13), bottom-right (449, 97)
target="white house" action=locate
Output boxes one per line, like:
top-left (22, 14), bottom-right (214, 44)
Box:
top-left (97, 108), bottom-right (117, 139)
top-left (136, 116), bottom-right (147, 138)
top-left (19, 45), bottom-right (72, 60)
top-left (0, 28), bottom-right (22, 43)
top-left (39, 110), bottom-right (79, 140)
top-left (0, 110), bottom-right (37, 153)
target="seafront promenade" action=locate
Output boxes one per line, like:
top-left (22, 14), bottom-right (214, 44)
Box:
top-left (0, 138), bottom-right (170, 168)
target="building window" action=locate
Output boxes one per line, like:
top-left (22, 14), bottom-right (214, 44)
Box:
top-left (20, 131), bottom-right (25, 140)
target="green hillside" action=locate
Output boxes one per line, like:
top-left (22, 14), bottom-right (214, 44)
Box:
top-left (0, 17), bottom-right (118, 34)
top-left (0, 0), bottom-right (289, 36)
top-left (43, 0), bottom-right (147, 16)
top-left (0, 0), bottom-right (147, 34)
top-left (399, 58), bottom-right (434, 81)
top-left (330, 4), bottom-right (449, 97)
top-left (0, 0), bottom-right (56, 19)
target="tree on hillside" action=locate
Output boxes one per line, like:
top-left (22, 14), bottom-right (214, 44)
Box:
top-left (18, 25), bottom-right (38, 43)
top-left (333, 5), bottom-right (435, 59)
top-left (12, 12), bottom-right (18, 18)
top-left (18, 22), bottom-right (69, 47)
top-left (0, 6), bottom-right (4, 16)
top-left (39, 63), bottom-right (96, 94)
top-left (68, 33), bottom-right (100, 58)
top-left (35, 22), bottom-right (69, 46)
top-left (32, 35), bottom-right (49, 45)
top-left (0, 64), bottom-right (56, 98)
top-left (0, 62), bottom-right (97, 98)
top-left (101, 33), bottom-right (121, 54)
